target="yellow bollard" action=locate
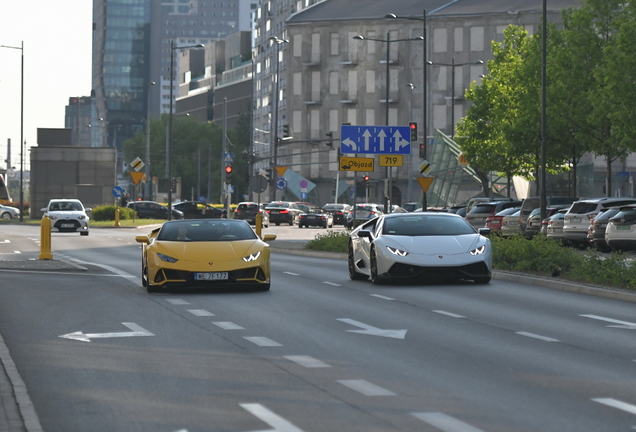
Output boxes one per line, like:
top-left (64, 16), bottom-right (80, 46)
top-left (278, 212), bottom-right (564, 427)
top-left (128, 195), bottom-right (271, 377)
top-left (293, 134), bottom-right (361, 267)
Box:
top-left (115, 207), bottom-right (121, 227)
top-left (255, 212), bottom-right (262, 238)
top-left (39, 215), bottom-right (53, 260)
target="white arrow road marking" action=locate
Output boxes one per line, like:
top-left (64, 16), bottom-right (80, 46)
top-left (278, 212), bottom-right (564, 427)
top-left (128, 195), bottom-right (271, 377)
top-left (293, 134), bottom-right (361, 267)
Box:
top-left (412, 412), bottom-right (486, 432)
top-left (593, 398), bottom-right (636, 416)
top-left (284, 355), bottom-right (331, 368)
top-left (370, 294), bottom-right (394, 301)
top-left (213, 321), bottom-right (245, 330)
top-left (188, 309), bottom-right (214, 317)
top-left (240, 403), bottom-right (305, 432)
top-left (59, 322), bottom-right (154, 343)
top-left (244, 337), bottom-right (282, 347)
top-left (338, 379), bottom-right (396, 396)
top-left (337, 318), bottom-right (407, 339)
top-left (433, 310), bottom-right (465, 319)
top-left (581, 314), bottom-right (636, 329)
top-left (515, 332), bottom-right (559, 342)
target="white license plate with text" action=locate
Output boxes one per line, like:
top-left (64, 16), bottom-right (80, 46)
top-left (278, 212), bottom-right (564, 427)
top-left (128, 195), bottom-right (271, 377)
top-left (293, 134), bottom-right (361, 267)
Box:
top-left (195, 272), bottom-right (228, 281)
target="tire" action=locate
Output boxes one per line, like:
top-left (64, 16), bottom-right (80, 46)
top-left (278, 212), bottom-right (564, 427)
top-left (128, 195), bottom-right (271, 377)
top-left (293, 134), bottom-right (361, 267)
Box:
top-left (141, 263), bottom-right (148, 288)
top-left (474, 276), bottom-right (491, 284)
top-left (348, 243), bottom-right (367, 280)
top-left (370, 247), bottom-right (384, 285)
top-left (299, 224), bottom-right (304, 228)
top-left (1, 212), bottom-right (10, 219)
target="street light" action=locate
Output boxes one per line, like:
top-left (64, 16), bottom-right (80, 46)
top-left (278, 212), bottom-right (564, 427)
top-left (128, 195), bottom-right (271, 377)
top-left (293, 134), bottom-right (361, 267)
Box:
top-left (0, 42), bottom-right (24, 222)
top-left (168, 40), bottom-right (203, 220)
top-left (353, 33), bottom-right (423, 213)
top-left (268, 36), bottom-right (288, 202)
top-left (427, 57), bottom-right (483, 138)
top-left (406, 83), bottom-right (415, 202)
top-left (145, 81), bottom-right (155, 200)
top-left (386, 10), bottom-right (428, 211)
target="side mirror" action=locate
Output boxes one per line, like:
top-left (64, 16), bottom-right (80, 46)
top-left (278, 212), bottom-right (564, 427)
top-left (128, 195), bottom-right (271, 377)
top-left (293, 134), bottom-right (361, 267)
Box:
top-left (357, 230), bottom-right (372, 239)
top-left (478, 227), bottom-right (491, 236)
top-left (135, 235), bottom-right (149, 244)
top-left (40, 207), bottom-right (47, 212)
top-left (85, 207), bottom-right (92, 213)
top-left (262, 233), bottom-right (277, 242)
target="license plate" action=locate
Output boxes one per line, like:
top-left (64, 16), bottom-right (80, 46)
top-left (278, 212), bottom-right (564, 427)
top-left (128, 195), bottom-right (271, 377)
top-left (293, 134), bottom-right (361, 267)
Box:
top-left (307, 215), bottom-right (316, 219)
top-left (616, 225), bottom-right (631, 231)
top-left (194, 272), bottom-right (228, 281)
top-left (570, 218), bottom-right (581, 223)
top-left (507, 221), bottom-right (518, 226)
top-left (358, 211), bottom-right (370, 218)
top-left (61, 223), bottom-right (74, 228)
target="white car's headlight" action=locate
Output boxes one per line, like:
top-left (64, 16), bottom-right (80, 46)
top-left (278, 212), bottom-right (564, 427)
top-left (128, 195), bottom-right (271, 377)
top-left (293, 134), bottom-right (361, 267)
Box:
top-left (243, 251), bottom-right (261, 262)
top-left (48, 215), bottom-right (57, 220)
top-left (470, 245), bottom-right (486, 256)
top-left (387, 246), bottom-right (408, 257)
top-left (78, 215), bottom-right (87, 219)
top-left (157, 253), bottom-right (179, 263)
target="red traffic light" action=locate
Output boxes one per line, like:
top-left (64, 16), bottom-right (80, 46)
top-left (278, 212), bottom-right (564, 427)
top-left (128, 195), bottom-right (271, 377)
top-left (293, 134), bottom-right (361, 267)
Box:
top-left (363, 175), bottom-right (370, 181)
top-left (225, 166), bottom-right (233, 173)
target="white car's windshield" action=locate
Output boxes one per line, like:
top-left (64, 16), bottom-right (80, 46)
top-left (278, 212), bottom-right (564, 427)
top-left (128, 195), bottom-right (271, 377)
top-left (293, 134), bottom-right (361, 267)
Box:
top-left (383, 215), bottom-right (476, 236)
top-left (49, 201), bottom-right (83, 211)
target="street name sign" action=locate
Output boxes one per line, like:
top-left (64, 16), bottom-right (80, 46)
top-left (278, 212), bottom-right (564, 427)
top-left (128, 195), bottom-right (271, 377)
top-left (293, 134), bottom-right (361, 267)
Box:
top-left (340, 125), bottom-right (411, 155)
top-left (339, 156), bottom-right (375, 171)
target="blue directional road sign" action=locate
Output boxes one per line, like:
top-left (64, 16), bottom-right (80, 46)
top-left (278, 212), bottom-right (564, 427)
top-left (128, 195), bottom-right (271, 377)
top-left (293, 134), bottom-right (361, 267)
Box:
top-left (276, 177), bottom-right (288, 190)
top-left (112, 186), bottom-right (124, 197)
top-left (340, 125), bottom-right (412, 155)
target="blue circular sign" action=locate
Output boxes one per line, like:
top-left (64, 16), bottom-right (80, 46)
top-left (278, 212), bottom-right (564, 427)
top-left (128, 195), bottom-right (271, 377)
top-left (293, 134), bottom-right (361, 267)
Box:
top-left (276, 177), bottom-right (288, 191)
top-left (112, 186), bottom-right (124, 197)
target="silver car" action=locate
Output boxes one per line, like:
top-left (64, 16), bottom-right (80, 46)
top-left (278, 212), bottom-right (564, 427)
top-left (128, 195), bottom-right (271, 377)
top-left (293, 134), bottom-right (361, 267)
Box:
top-left (0, 204), bottom-right (20, 219)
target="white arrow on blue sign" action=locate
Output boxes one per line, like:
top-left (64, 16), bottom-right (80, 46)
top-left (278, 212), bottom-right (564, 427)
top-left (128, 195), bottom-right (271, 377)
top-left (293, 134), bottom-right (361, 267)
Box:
top-left (340, 125), bottom-right (411, 155)
top-left (276, 177), bottom-right (288, 190)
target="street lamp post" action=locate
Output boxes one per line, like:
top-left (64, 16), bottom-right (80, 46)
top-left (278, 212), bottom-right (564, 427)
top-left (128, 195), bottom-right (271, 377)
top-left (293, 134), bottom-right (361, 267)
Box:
top-left (0, 42), bottom-right (24, 222)
top-left (427, 58), bottom-right (483, 138)
top-left (168, 40), bottom-right (203, 220)
top-left (145, 81), bottom-right (155, 200)
top-left (353, 33), bottom-right (422, 213)
top-left (406, 83), bottom-right (415, 202)
top-left (268, 36), bottom-right (288, 202)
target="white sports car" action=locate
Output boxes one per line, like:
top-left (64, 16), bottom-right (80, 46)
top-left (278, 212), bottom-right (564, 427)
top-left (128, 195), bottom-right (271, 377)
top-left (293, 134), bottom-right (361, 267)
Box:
top-left (348, 212), bottom-right (492, 284)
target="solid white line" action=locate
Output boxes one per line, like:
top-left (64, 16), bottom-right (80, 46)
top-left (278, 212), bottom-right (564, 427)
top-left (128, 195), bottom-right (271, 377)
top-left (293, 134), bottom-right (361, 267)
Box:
top-left (0, 331), bottom-right (44, 431)
top-left (284, 355), bottom-right (331, 368)
top-left (412, 412), bottom-right (485, 432)
top-left (244, 337), bottom-right (282, 347)
top-left (370, 294), bottom-right (394, 301)
top-left (212, 321), bottom-right (244, 330)
top-left (283, 271), bottom-right (299, 276)
top-left (337, 379), bottom-right (396, 396)
top-left (433, 310), bottom-right (465, 319)
top-left (323, 281), bottom-right (341, 286)
top-left (593, 398), bottom-right (636, 416)
top-left (166, 299), bottom-right (190, 305)
top-left (240, 403), bottom-right (305, 432)
top-left (187, 309), bottom-right (214, 317)
top-left (581, 314), bottom-right (636, 327)
top-left (515, 331), bottom-right (559, 342)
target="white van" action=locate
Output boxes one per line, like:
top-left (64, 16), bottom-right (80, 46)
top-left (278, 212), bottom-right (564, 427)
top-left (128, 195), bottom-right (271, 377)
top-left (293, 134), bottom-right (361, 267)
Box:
top-left (563, 197), bottom-right (636, 248)
top-left (518, 196), bottom-right (578, 233)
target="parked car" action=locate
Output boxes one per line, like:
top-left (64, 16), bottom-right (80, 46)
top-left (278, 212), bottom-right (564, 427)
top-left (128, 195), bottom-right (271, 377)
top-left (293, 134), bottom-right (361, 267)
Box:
top-left (295, 202), bottom-right (320, 214)
top-left (298, 207), bottom-right (334, 228)
top-left (348, 212), bottom-right (492, 284)
top-left (402, 202), bottom-right (419, 212)
top-left (485, 207), bottom-right (521, 235)
top-left (127, 201), bottom-right (184, 220)
top-left (233, 202), bottom-right (269, 227)
top-left (465, 200), bottom-right (522, 229)
top-left (587, 207), bottom-right (622, 252)
top-left (500, 209), bottom-right (523, 237)
top-left (563, 197), bottom-right (636, 249)
top-left (446, 205), bottom-right (467, 217)
top-left (172, 201), bottom-right (224, 219)
top-left (322, 203), bottom-right (352, 225)
top-left (546, 209), bottom-right (569, 245)
top-left (348, 203), bottom-right (384, 227)
top-left (0, 204), bottom-right (20, 219)
top-left (605, 205), bottom-right (636, 252)
top-left (518, 196), bottom-right (578, 233)
top-left (377, 204), bottom-right (408, 214)
top-left (465, 197), bottom-right (515, 215)
top-left (135, 219), bottom-right (276, 293)
top-left (265, 201), bottom-right (302, 226)
top-left (41, 198), bottom-right (91, 236)
top-left (525, 205), bottom-right (571, 238)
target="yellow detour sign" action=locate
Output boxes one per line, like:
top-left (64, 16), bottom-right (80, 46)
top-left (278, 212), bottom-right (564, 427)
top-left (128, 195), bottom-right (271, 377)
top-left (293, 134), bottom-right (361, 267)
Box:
top-left (130, 171), bottom-right (145, 185)
top-left (458, 152), bottom-right (469, 166)
top-left (339, 156), bottom-right (374, 171)
top-left (417, 177), bottom-right (434, 192)
top-left (378, 155), bottom-right (403, 167)
top-left (275, 166), bottom-right (288, 177)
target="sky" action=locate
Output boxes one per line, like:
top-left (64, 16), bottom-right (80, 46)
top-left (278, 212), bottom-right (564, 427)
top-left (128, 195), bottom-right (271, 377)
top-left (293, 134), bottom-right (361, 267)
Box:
top-left (0, 1), bottom-right (93, 171)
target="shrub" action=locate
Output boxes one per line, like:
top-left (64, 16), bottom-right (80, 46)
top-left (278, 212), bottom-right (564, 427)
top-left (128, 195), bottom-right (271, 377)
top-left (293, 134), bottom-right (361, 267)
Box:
top-left (91, 205), bottom-right (135, 221)
top-left (305, 229), bottom-right (349, 252)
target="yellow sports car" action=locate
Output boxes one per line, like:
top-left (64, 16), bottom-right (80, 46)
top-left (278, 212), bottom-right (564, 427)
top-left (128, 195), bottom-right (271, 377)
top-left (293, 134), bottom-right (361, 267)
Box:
top-left (135, 219), bottom-right (276, 293)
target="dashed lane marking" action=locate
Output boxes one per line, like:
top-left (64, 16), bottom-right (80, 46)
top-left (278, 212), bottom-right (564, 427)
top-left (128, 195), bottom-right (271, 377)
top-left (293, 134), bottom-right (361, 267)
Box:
top-left (284, 355), bottom-right (331, 368)
top-left (515, 332), bottom-right (559, 342)
top-left (337, 379), bottom-right (396, 396)
top-left (213, 322), bottom-right (244, 330)
top-left (433, 310), bottom-right (465, 319)
top-left (187, 309), bottom-right (214, 317)
top-left (244, 337), bottom-right (282, 347)
top-left (411, 412), bottom-right (486, 432)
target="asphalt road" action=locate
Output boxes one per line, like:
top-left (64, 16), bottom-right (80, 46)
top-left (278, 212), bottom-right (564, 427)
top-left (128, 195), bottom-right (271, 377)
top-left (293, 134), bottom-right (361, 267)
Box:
top-left (1, 224), bottom-right (636, 432)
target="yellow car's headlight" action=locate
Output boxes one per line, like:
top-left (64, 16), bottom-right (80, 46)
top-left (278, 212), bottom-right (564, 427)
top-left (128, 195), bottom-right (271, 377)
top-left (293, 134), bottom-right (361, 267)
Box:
top-left (387, 246), bottom-right (408, 257)
top-left (243, 251), bottom-right (261, 262)
top-left (470, 245), bottom-right (486, 256)
top-left (157, 252), bottom-right (179, 263)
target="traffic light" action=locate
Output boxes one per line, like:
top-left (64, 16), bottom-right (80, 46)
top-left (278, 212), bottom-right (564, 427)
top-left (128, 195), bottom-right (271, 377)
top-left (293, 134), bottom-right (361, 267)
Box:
top-left (225, 165), bottom-right (233, 184)
top-left (409, 122), bottom-right (417, 142)
top-left (283, 124), bottom-right (290, 137)
top-left (363, 175), bottom-right (370, 182)
top-left (326, 131), bottom-right (333, 148)
top-left (419, 143), bottom-right (426, 159)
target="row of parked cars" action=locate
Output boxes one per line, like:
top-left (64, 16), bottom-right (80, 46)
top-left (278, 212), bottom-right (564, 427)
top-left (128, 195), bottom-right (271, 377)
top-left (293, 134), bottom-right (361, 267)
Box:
top-left (464, 196), bottom-right (636, 253)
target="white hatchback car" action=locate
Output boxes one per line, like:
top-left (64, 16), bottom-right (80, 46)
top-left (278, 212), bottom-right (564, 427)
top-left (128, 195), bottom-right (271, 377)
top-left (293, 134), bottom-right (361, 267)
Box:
top-left (604, 205), bottom-right (636, 252)
top-left (41, 199), bottom-right (91, 236)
